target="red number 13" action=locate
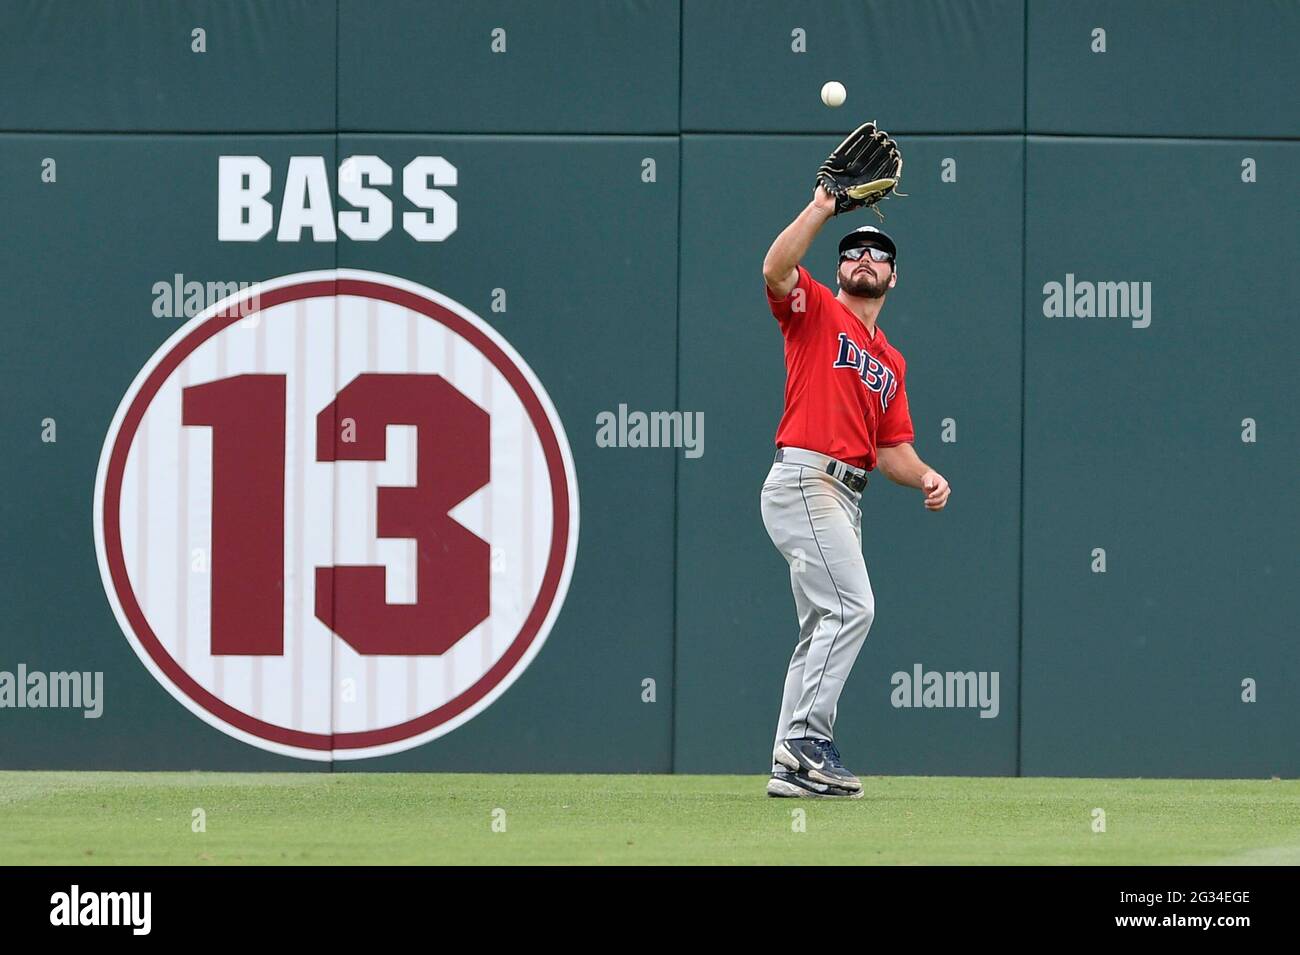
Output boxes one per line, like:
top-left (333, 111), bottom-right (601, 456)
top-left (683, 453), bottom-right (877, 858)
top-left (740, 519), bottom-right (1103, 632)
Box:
top-left (183, 373), bottom-right (490, 657)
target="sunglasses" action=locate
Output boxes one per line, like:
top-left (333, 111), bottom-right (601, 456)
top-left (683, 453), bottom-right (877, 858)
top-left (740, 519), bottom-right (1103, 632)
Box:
top-left (841, 245), bottom-right (894, 263)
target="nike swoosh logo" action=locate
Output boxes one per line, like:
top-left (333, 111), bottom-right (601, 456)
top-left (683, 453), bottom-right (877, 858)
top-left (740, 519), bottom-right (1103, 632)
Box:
top-left (804, 756), bottom-right (824, 769)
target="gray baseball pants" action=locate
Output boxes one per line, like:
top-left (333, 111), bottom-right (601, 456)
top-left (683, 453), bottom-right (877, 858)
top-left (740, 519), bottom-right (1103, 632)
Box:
top-left (760, 449), bottom-right (876, 771)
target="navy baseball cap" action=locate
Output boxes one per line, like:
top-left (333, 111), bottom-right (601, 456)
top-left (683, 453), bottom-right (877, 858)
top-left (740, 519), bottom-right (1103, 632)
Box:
top-left (838, 225), bottom-right (897, 262)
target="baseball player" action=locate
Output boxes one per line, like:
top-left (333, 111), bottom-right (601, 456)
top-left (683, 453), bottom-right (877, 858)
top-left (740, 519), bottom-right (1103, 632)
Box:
top-left (760, 138), bottom-right (950, 798)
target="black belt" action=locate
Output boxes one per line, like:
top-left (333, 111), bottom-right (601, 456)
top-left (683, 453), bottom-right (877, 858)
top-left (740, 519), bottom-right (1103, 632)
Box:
top-left (774, 447), bottom-right (868, 493)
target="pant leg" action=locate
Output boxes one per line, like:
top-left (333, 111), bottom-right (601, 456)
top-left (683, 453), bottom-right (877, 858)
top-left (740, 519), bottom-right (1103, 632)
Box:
top-left (768, 560), bottom-right (820, 771)
top-left (761, 462), bottom-right (875, 752)
top-left (829, 506), bottom-right (866, 739)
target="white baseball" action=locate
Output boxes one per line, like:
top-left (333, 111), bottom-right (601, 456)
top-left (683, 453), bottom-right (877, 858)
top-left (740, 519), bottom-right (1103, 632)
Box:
top-left (820, 81), bottom-right (847, 108)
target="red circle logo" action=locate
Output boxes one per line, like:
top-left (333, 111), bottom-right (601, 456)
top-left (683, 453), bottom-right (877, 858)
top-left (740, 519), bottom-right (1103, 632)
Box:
top-left (94, 271), bottom-right (580, 760)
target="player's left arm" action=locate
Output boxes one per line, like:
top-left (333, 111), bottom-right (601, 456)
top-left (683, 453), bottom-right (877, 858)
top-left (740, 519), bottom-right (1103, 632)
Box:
top-left (875, 358), bottom-right (948, 510)
top-left (877, 443), bottom-right (950, 511)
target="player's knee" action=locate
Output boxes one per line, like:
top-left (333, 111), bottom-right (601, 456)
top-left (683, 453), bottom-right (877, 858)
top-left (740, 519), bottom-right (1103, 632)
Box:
top-left (843, 589), bottom-right (875, 628)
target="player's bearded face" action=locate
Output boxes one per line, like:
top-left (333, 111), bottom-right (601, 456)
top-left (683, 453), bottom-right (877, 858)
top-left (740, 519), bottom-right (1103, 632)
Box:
top-left (839, 256), bottom-right (892, 299)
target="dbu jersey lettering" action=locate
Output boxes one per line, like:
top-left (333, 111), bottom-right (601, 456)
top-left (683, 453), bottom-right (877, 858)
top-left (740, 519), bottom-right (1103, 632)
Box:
top-left (766, 265), bottom-right (914, 469)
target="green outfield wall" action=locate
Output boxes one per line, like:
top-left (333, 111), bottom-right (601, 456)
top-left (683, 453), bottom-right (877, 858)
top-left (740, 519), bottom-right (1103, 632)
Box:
top-left (0, 1), bottom-right (1295, 776)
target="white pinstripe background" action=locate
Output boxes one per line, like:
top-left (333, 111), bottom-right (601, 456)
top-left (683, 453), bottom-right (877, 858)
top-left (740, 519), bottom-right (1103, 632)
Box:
top-left (115, 293), bottom-right (553, 740)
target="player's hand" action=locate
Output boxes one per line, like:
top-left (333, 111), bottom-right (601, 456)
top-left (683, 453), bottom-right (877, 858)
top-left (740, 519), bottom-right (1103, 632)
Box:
top-left (811, 182), bottom-right (837, 216)
top-left (920, 470), bottom-right (950, 511)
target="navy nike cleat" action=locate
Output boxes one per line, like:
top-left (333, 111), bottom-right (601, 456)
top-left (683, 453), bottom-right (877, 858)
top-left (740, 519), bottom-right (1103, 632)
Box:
top-left (766, 769), bottom-right (863, 799)
top-left (775, 738), bottom-right (862, 791)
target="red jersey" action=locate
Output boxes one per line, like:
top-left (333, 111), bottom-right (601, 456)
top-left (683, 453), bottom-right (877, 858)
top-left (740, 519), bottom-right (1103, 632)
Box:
top-left (765, 265), bottom-right (914, 470)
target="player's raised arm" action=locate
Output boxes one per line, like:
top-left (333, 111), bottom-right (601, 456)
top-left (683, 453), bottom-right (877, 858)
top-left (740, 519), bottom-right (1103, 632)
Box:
top-left (761, 184), bottom-right (837, 298)
top-left (764, 121), bottom-right (902, 300)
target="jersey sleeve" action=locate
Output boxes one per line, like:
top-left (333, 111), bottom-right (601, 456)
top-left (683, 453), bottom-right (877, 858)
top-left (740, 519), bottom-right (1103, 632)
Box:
top-left (765, 265), bottom-right (822, 333)
top-left (876, 357), bottom-right (915, 447)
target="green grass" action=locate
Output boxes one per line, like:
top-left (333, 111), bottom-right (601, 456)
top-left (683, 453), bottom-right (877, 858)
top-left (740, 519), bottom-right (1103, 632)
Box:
top-left (1, 772), bottom-right (1297, 865)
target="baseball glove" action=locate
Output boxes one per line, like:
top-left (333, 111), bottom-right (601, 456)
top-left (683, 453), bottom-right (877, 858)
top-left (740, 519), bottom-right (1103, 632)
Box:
top-left (816, 121), bottom-right (904, 219)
